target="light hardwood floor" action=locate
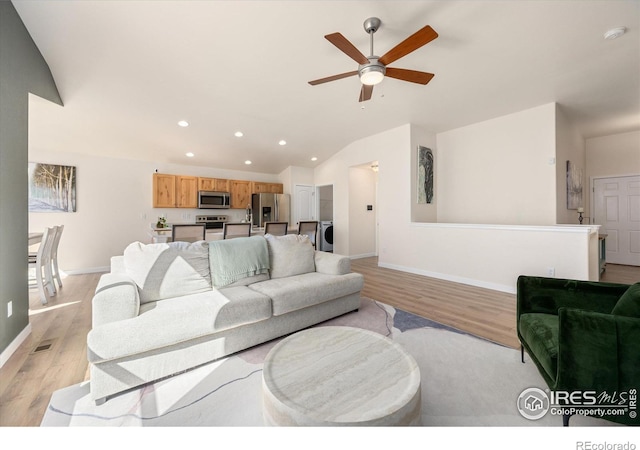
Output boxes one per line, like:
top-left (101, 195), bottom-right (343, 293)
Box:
top-left (1, 260), bottom-right (638, 426)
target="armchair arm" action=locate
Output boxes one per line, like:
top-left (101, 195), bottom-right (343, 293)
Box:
top-left (556, 308), bottom-right (640, 425)
top-left (314, 251), bottom-right (351, 275)
top-left (92, 273), bottom-right (140, 327)
top-left (557, 308), bottom-right (640, 392)
top-left (517, 275), bottom-right (628, 318)
top-left (555, 308), bottom-right (618, 392)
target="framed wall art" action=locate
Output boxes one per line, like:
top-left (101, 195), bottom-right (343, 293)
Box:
top-left (566, 160), bottom-right (583, 210)
top-left (28, 163), bottom-right (77, 212)
top-left (417, 146), bottom-right (434, 204)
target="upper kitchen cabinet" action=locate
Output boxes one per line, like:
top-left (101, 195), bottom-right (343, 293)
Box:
top-left (176, 176), bottom-right (198, 208)
top-left (198, 177), bottom-right (229, 192)
top-left (252, 182), bottom-right (284, 194)
top-left (229, 179), bottom-right (252, 209)
top-left (153, 173), bottom-right (176, 208)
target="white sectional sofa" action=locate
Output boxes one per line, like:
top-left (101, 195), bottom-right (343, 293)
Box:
top-left (87, 234), bottom-right (363, 404)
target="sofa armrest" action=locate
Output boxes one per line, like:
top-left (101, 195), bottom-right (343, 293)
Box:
top-left (517, 275), bottom-right (628, 318)
top-left (92, 273), bottom-right (140, 327)
top-left (314, 251), bottom-right (351, 275)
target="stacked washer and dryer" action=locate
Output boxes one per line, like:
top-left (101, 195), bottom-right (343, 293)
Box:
top-left (318, 221), bottom-right (333, 252)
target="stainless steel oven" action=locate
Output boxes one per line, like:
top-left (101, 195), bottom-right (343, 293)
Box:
top-left (195, 215), bottom-right (228, 230)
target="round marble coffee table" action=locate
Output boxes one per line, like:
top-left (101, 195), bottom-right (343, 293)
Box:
top-left (262, 326), bottom-right (421, 426)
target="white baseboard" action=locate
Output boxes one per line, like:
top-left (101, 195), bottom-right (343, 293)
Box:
top-left (0, 323), bottom-right (31, 369)
top-left (349, 253), bottom-right (377, 260)
top-left (64, 266), bottom-right (109, 276)
top-left (377, 262), bottom-right (516, 294)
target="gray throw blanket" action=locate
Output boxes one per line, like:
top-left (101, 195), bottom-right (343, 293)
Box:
top-left (208, 236), bottom-right (270, 287)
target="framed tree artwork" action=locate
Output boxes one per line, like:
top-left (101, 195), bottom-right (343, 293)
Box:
top-left (28, 163), bottom-right (77, 212)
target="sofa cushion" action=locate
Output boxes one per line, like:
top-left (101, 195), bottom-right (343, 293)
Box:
top-left (209, 236), bottom-right (270, 288)
top-left (264, 234), bottom-right (315, 279)
top-left (89, 288), bottom-right (272, 362)
top-left (611, 282), bottom-right (640, 318)
top-left (250, 272), bottom-right (364, 316)
top-left (519, 313), bottom-right (559, 381)
top-left (123, 241), bottom-right (211, 303)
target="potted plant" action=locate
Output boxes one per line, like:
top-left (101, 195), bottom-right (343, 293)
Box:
top-left (156, 216), bottom-right (167, 228)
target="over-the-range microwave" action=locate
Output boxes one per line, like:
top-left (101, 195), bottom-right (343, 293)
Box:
top-left (198, 191), bottom-right (230, 209)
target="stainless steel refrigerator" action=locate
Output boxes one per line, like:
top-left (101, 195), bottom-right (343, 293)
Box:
top-left (251, 193), bottom-right (290, 228)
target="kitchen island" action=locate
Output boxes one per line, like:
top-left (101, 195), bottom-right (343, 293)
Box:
top-left (149, 225), bottom-right (298, 243)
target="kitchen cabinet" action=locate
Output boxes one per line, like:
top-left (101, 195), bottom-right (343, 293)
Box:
top-left (154, 173), bottom-right (277, 209)
top-left (252, 182), bottom-right (284, 194)
top-left (153, 173), bottom-right (176, 208)
top-left (176, 176), bottom-right (198, 208)
top-left (198, 177), bottom-right (229, 192)
top-left (229, 179), bottom-right (252, 209)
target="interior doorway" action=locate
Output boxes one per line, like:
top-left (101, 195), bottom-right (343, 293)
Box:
top-left (592, 174), bottom-right (640, 266)
top-left (316, 184), bottom-right (334, 252)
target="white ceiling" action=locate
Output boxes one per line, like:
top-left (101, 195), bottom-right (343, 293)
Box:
top-left (14, 0), bottom-right (640, 174)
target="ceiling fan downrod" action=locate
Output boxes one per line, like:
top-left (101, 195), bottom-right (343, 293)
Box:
top-left (363, 17), bottom-right (381, 57)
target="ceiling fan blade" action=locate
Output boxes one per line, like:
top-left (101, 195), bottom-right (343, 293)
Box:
top-left (359, 84), bottom-right (373, 102)
top-left (378, 25), bottom-right (438, 66)
top-left (308, 71), bottom-right (358, 86)
top-left (385, 67), bottom-right (435, 85)
top-left (325, 33), bottom-right (369, 65)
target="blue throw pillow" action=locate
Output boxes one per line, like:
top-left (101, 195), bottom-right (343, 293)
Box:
top-left (611, 282), bottom-right (640, 318)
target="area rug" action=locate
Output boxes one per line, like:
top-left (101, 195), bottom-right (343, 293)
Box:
top-left (41, 298), bottom-right (613, 427)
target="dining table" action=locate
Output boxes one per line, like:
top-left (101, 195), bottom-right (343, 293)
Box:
top-left (29, 232), bottom-right (43, 246)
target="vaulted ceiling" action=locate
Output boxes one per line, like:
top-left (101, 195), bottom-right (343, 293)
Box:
top-left (14, 1), bottom-right (640, 174)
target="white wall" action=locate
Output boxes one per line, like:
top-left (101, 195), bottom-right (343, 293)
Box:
top-left (315, 124), bottom-right (411, 256)
top-left (348, 166), bottom-right (377, 258)
top-left (316, 106), bottom-right (600, 293)
top-left (555, 104), bottom-right (586, 224)
top-left (585, 130), bottom-right (640, 219)
top-left (278, 165), bottom-right (314, 195)
top-left (28, 150), bottom-right (280, 272)
top-left (586, 130), bottom-right (640, 177)
top-left (436, 103), bottom-right (557, 225)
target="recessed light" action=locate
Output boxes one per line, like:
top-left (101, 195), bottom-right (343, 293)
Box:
top-left (604, 27), bottom-right (626, 40)
top-left (245, 160), bottom-right (252, 165)
top-left (311, 157), bottom-right (318, 161)
top-left (278, 140), bottom-right (287, 146)
top-left (234, 131), bottom-right (244, 137)
top-left (178, 120), bottom-right (189, 127)
top-left (185, 152), bottom-right (194, 157)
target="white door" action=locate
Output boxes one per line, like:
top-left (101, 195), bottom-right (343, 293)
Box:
top-left (593, 175), bottom-right (640, 266)
top-left (293, 184), bottom-right (315, 226)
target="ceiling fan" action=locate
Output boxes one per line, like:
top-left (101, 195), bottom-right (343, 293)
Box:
top-left (308, 17), bottom-right (438, 102)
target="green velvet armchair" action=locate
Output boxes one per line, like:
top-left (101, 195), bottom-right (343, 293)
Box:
top-left (517, 275), bottom-right (640, 426)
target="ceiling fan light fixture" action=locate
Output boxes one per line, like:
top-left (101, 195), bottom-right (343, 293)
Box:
top-left (359, 64), bottom-right (385, 86)
top-left (604, 26), bottom-right (626, 40)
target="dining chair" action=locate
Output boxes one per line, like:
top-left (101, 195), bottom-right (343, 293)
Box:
top-left (28, 227), bottom-right (57, 305)
top-left (223, 222), bottom-right (252, 239)
top-left (50, 225), bottom-right (64, 291)
top-left (264, 221), bottom-right (288, 236)
top-left (171, 223), bottom-right (206, 243)
top-left (298, 221), bottom-right (318, 248)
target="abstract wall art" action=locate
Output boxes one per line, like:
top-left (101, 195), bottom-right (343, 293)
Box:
top-left (566, 160), bottom-right (583, 210)
top-left (417, 146), bottom-right (434, 204)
